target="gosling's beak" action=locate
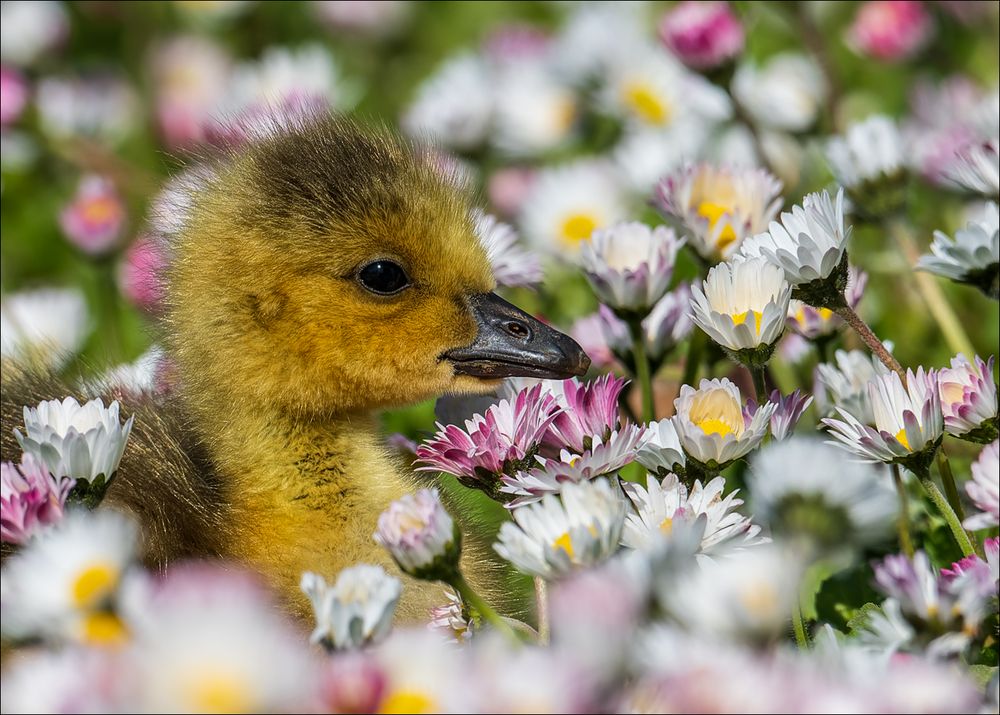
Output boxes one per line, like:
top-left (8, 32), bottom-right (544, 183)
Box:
top-left (443, 292), bottom-right (591, 379)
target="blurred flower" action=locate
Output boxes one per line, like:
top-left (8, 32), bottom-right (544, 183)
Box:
top-left (483, 23), bottom-right (551, 64)
top-left (654, 162), bottom-right (783, 260)
top-left (827, 115), bottom-right (907, 215)
top-left (313, 0), bottom-right (412, 37)
top-left (613, 125), bottom-right (706, 194)
top-left (0, 287), bottom-right (90, 370)
top-left (374, 488), bottom-right (459, 579)
top-left (824, 368), bottom-right (944, 465)
top-left (374, 629), bottom-right (460, 713)
top-left (937, 354), bottom-right (997, 441)
top-left (778, 331), bottom-right (813, 365)
top-left (739, 188), bottom-right (849, 291)
top-left (964, 440), bottom-right (999, 530)
top-left (846, 1), bottom-right (934, 62)
top-left (151, 35), bottom-right (232, 148)
top-left (118, 236), bottom-right (167, 312)
top-left (1, 453), bottom-right (73, 545)
top-left (173, 0), bottom-right (255, 25)
top-left (645, 282), bottom-right (695, 360)
top-left (690, 257), bottom-right (791, 359)
top-left (428, 588), bottom-right (470, 644)
top-left (129, 564), bottom-right (312, 713)
top-left (0, 647), bottom-right (124, 713)
top-left (570, 312), bottom-right (616, 370)
top-left (316, 652), bottom-right (387, 714)
top-left (403, 54), bottom-right (493, 151)
top-left (815, 348), bottom-right (890, 425)
top-left (472, 210), bottom-right (543, 288)
top-left (91, 346), bottom-right (169, 400)
top-left (0, 65), bottom-right (28, 126)
top-left (0, 1), bottom-right (68, 66)
top-left (749, 437), bottom-right (895, 552)
top-left (660, 543), bottom-right (803, 643)
top-left (1, 510), bottom-right (134, 645)
top-left (37, 74), bottom-right (138, 144)
top-left (581, 222), bottom-right (682, 314)
top-left (550, 2), bottom-right (648, 83)
top-left (671, 377), bottom-right (777, 473)
top-left (622, 473), bottom-right (762, 555)
top-left (519, 160), bottom-right (628, 254)
top-left (543, 374), bottom-right (626, 454)
top-left (15, 396), bottom-right (134, 498)
top-left (494, 478), bottom-right (626, 578)
top-left (658, 1), bottom-right (744, 70)
top-left (492, 64), bottom-right (577, 157)
top-left (301, 565), bottom-right (401, 651)
top-left (918, 201), bottom-right (999, 298)
top-left (732, 53), bottom-right (826, 132)
top-left (487, 166), bottom-right (537, 219)
top-left (59, 175), bottom-right (126, 255)
top-left (501, 424), bottom-right (645, 506)
top-left (415, 384), bottom-right (560, 493)
top-left (636, 417), bottom-right (687, 476)
top-left (944, 138), bottom-right (1000, 198)
top-left (762, 389), bottom-right (813, 441)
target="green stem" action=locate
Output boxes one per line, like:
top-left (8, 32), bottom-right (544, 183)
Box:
top-left (917, 469), bottom-right (976, 558)
top-left (891, 465), bottom-right (915, 558)
top-left (534, 576), bottom-right (550, 646)
top-left (450, 572), bottom-right (521, 644)
top-left (628, 319), bottom-right (656, 424)
top-left (681, 330), bottom-right (704, 389)
top-left (936, 453), bottom-right (966, 524)
top-left (750, 365), bottom-right (768, 405)
top-left (792, 601), bottom-right (809, 649)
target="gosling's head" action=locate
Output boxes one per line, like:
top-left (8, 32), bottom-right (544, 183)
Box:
top-left (162, 114), bottom-right (588, 417)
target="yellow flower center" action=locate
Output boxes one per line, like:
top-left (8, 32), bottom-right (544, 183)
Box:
top-left (696, 201), bottom-right (738, 251)
top-left (552, 531), bottom-right (575, 559)
top-left (794, 305), bottom-right (833, 326)
top-left (689, 388), bottom-right (744, 439)
top-left (740, 583), bottom-right (779, 618)
top-left (81, 611), bottom-right (128, 646)
top-left (940, 381), bottom-right (964, 407)
top-left (80, 197), bottom-right (119, 225)
top-left (895, 428), bottom-right (911, 450)
top-left (380, 690), bottom-right (436, 715)
top-left (731, 310), bottom-right (764, 335)
top-left (72, 562), bottom-right (119, 609)
top-left (659, 517), bottom-right (674, 535)
top-left (622, 81), bottom-right (672, 126)
top-left (555, 97), bottom-right (577, 133)
top-left (185, 672), bottom-right (253, 714)
top-left (396, 512), bottom-right (428, 535)
top-left (559, 212), bottom-right (599, 245)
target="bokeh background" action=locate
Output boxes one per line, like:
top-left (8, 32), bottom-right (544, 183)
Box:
top-left (1, 0), bottom-right (998, 446)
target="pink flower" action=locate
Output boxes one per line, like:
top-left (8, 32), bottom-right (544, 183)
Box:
top-left (374, 489), bottom-right (458, 576)
top-left (964, 440), bottom-right (999, 530)
top-left (488, 166), bottom-right (537, 219)
top-left (847, 1), bottom-right (934, 62)
top-left (59, 175), bottom-right (126, 255)
top-left (151, 36), bottom-right (231, 149)
top-left (1, 453), bottom-right (74, 545)
top-left (415, 384), bottom-right (560, 491)
top-left (570, 313), bottom-right (617, 370)
top-left (317, 653), bottom-right (387, 714)
top-left (760, 389), bottom-right (814, 441)
top-left (483, 24), bottom-right (550, 63)
top-left (0, 65), bottom-right (28, 126)
top-left (658, 1), bottom-right (745, 71)
top-left (118, 237), bottom-right (166, 312)
top-left (938, 354), bottom-right (998, 440)
top-left (543, 374), bottom-right (627, 454)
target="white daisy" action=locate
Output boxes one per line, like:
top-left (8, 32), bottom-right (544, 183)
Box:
top-left (815, 348), bottom-right (890, 425)
top-left (374, 628), bottom-right (462, 714)
top-left (1, 510), bottom-right (135, 645)
top-left (621, 473), bottom-right (762, 554)
top-left (917, 201), bottom-right (998, 296)
top-left (0, 1), bottom-right (68, 66)
top-left (748, 437), bottom-right (896, 550)
top-left (690, 257), bottom-right (791, 353)
top-left (823, 368), bottom-right (944, 463)
top-left (550, 1), bottom-right (649, 83)
top-left (944, 138), bottom-right (999, 198)
top-left (374, 489), bottom-right (458, 579)
top-left (15, 396), bottom-right (135, 487)
top-left (472, 210), bottom-right (544, 287)
top-left (612, 124), bottom-right (707, 194)
top-left (826, 114), bottom-right (905, 189)
top-left (739, 188), bottom-right (850, 288)
top-left (964, 440), bottom-right (999, 530)
top-left (937, 354), bottom-right (998, 439)
top-left (301, 565), bottom-right (401, 651)
top-left (402, 53), bottom-right (493, 151)
top-left (494, 478), bottom-right (626, 579)
top-left (671, 377), bottom-right (776, 469)
top-left (1, 287), bottom-right (90, 370)
top-left (635, 417), bottom-right (686, 476)
top-left (36, 74), bottom-right (138, 145)
top-left (518, 160), bottom-right (628, 254)
top-left (492, 63), bottom-right (577, 157)
top-left (732, 53), bottom-right (826, 133)
top-left (654, 162), bottom-right (783, 260)
top-left (580, 221), bottom-right (683, 313)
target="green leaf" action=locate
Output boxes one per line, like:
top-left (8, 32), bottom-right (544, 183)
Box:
top-left (814, 561), bottom-right (882, 631)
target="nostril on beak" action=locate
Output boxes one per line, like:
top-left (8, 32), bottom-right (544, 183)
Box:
top-left (503, 320), bottom-right (531, 341)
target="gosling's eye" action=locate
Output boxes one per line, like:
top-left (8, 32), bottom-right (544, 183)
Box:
top-left (357, 260), bottom-right (410, 295)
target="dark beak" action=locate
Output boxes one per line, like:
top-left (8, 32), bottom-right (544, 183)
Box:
top-left (442, 292), bottom-right (591, 379)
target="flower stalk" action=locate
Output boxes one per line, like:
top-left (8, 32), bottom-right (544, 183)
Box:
top-left (915, 466), bottom-right (976, 558)
top-left (833, 303), bottom-right (905, 382)
top-left (891, 464), bottom-right (915, 558)
top-left (628, 318), bottom-right (656, 423)
top-left (449, 572), bottom-right (521, 644)
top-left (534, 576), bottom-right (550, 646)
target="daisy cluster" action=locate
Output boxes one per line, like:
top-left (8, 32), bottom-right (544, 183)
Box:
top-left (2, 1), bottom-right (1000, 713)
